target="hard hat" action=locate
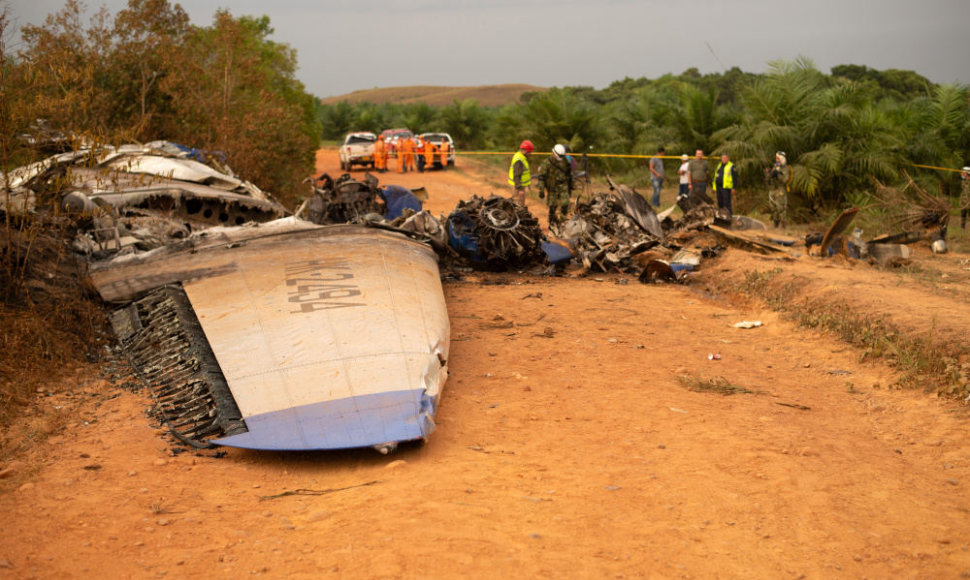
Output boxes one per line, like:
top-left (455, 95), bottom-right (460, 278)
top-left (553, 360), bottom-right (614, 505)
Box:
top-left (519, 140), bottom-right (534, 153)
top-left (681, 154), bottom-right (689, 161)
top-left (552, 144), bottom-right (566, 157)
top-left (963, 166), bottom-right (970, 172)
top-left (776, 151), bottom-right (786, 158)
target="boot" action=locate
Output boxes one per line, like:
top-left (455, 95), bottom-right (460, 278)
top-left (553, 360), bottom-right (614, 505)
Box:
top-left (547, 206), bottom-right (558, 227)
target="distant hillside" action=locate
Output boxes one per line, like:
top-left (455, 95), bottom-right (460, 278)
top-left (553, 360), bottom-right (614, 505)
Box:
top-left (318, 84), bottom-right (547, 107)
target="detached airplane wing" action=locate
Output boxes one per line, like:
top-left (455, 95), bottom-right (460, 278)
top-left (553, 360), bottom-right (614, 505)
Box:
top-left (92, 223), bottom-right (450, 452)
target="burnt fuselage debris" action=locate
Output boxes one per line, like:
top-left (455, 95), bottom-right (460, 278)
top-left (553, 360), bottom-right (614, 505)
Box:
top-left (5, 142), bottom-right (289, 258)
top-left (298, 172), bottom-right (384, 225)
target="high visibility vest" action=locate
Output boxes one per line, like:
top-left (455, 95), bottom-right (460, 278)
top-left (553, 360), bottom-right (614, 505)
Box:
top-left (716, 161), bottom-right (734, 189)
top-left (508, 151), bottom-right (531, 187)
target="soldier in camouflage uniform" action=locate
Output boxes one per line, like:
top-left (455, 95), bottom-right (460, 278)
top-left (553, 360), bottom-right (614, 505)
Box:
top-left (766, 151), bottom-right (792, 228)
top-left (536, 144), bottom-right (573, 227)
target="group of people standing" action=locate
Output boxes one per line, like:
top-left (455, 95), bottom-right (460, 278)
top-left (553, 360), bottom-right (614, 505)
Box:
top-left (508, 140), bottom-right (575, 227)
top-left (508, 142), bottom-right (970, 235)
top-left (668, 148), bottom-right (741, 217)
top-left (669, 147), bottom-right (790, 227)
top-left (508, 141), bottom-right (799, 231)
top-left (372, 134), bottom-right (450, 174)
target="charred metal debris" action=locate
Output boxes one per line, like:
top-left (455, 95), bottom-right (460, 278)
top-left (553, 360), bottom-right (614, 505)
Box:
top-left (2, 141), bottom-right (289, 258)
top-left (298, 172), bottom-right (384, 225)
top-left (292, 171), bottom-right (726, 280)
top-left (446, 195), bottom-right (544, 270)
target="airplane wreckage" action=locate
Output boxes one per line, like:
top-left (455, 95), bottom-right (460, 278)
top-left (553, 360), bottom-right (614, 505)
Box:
top-left (2, 142), bottom-right (954, 452)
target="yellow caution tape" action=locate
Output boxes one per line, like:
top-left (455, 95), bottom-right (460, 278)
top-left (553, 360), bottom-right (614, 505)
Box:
top-left (456, 151), bottom-right (703, 160)
top-left (455, 152), bottom-right (966, 172)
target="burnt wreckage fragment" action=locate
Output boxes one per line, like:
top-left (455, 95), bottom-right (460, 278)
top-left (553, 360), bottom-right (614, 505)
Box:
top-left (447, 195), bottom-right (545, 270)
top-left (300, 172), bottom-right (385, 225)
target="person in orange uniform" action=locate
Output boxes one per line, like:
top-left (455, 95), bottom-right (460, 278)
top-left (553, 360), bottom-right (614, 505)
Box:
top-left (373, 135), bottom-right (387, 172)
top-left (422, 138), bottom-right (437, 171)
top-left (397, 137), bottom-right (409, 173)
top-left (402, 136), bottom-right (417, 173)
top-left (439, 139), bottom-right (449, 168)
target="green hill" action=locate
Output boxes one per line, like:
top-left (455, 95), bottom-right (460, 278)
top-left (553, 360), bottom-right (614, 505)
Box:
top-left (318, 84), bottom-right (547, 107)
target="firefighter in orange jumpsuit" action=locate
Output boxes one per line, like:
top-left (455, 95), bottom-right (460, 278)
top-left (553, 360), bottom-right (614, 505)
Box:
top-left (403, 137), bottom-right (417, 172)
top-left (439, 139), bottom-right (449, 168)
top-left (423, 138), bottom-right (437, 171)
top-left (373, 135), bottom-right (387, 172)
top-left (396, 137), bottom-right (409, 173)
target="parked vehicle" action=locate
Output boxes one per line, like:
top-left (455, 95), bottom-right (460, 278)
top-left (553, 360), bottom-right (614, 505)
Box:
top-left (419, 133), bottom-right (456, 167)
top-left (338, 132), bottom-right (377, 171)
top-left (379, 128), bottom-right (413, 158)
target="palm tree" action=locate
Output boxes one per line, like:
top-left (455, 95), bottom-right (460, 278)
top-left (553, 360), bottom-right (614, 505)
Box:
top-left (519, 89), bottom-right (601, 153)
top-left (714, 57), bottom-right (910, 214)
top-left (438, 98), bottom-right (489, 149)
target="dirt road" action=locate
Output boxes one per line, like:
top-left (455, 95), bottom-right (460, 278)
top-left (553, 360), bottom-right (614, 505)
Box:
top-left (1, 149), bottom-right (968, 579)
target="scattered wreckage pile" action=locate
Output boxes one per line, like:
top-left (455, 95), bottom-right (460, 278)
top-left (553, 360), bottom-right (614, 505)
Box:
top-left (296, 171), bottom-right (723, 280)
top-left (8, 139), bottom-right (945, 287)
top-left (5, 143), bottom-right (955, 293)
top-left (3, 143), bottom-right (957, 449)
top-left (279, 169), bottom-right (958, 281)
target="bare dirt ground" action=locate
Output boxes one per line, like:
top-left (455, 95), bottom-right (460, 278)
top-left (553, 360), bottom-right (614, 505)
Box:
top-left (1, 148), bottom-right (969, 579)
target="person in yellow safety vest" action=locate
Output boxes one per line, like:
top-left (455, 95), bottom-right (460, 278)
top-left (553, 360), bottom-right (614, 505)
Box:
top-left (713, 153), bottom-right (738, 217)
top-left (439, 139), bottom-right (449, 168)
top-left (422, 138), bottom-right (437, 171)
top-left (508, 140), bottom-right (534, 205)
top-left (373, 135), bottom-right (387, 172)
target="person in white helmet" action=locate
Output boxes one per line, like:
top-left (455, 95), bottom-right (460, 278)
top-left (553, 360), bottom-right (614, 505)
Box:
top-left (535, 143), bottom-right (574, 227)
top-left (960, 166), bottom-right (970, 229)
top-left (766, 151), bottom-right (792, 228)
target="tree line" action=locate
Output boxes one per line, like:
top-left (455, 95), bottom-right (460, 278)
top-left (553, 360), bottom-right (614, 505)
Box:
top-left (319, 59), bottom-right (970, 219)
top-left (4, 1), bottom-right (968, 218)
top-left (2, 0), bottom-right (318, 206)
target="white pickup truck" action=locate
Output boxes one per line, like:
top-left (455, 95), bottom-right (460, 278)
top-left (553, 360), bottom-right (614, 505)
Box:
top-left (338, 132), bottom-right (377, 171)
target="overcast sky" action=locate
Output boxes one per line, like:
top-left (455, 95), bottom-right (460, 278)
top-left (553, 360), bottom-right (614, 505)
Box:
top-left (8, 0), bottom-right (970, 98)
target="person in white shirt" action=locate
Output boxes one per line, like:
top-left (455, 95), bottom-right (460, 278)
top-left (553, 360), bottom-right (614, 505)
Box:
top-left (677, 154), bottom-right (690, 200)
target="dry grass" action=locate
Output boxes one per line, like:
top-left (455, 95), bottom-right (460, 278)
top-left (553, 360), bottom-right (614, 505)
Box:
top-left (714, 265), bottom-right (970, 400)
top-left (0, 213), bottom-right (109, 430)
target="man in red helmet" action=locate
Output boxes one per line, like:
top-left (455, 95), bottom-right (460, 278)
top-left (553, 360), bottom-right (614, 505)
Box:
top-left (508, 140), bottom-right (534, 205)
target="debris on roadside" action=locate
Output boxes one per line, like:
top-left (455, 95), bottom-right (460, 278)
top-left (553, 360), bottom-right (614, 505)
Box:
top-left (297, 172), bottom-right (383, 225)
top-left (9, 140), bottom-right (955, 285)
top-left (446, 195), bottom-right (545, 270)
top-left (872, 175), bottom-right (952, 256)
